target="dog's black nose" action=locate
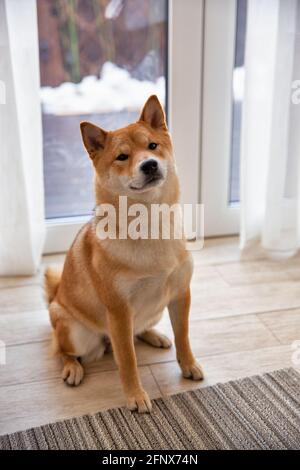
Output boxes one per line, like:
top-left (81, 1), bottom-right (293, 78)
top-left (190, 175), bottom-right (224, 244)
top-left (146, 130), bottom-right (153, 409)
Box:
top-left (140, 159), bottom-right (158, 175)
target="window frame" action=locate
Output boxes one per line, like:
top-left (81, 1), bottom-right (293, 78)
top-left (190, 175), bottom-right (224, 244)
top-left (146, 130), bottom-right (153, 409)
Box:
top-left (200, 0), bottom-right (240, 236)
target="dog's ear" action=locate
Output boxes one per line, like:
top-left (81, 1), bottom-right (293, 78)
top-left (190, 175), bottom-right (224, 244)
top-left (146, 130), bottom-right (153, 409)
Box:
top-left (80, 122), bottom-right (107, 159)
top-left (139, 95), bottom-right (167, 130)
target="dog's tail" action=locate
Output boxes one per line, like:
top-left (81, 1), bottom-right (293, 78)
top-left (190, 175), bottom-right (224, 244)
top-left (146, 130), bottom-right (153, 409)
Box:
top-left (44, 265), bottom-right (63, 304)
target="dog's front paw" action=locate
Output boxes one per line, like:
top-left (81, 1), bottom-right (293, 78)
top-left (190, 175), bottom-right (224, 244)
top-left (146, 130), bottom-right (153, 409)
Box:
top-left (126, 389), bottom-right (152, 413)
top-left (181, 361), bottom-right (204, 381)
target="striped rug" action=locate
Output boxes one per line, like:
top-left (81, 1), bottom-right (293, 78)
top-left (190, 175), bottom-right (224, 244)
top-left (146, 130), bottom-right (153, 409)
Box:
top-left (0, 368), bottom-right (299, 450)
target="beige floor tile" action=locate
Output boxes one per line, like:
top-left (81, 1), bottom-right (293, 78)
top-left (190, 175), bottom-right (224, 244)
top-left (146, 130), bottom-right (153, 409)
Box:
top-left (216, 260), bottom-right (289, 285)
top-left (189, 237), bottom-right (241, 266)
top-left (191, 314), bottom-right (278, 356)
top-left (190, 280), bottom-right (300, 319)
top-left (150, 344), bottom-right (294, 396)
top-left (0, 254), bottom-right (66, 290)
top-left (0, 310), bottom-right (50, 346)
top-left (0, 285), bottom-right (45, 314)
top-left (0, 273), bottom-right (41, 289)
top-left (189, 236), bottom-right (266, 266)
top-left (216, 259), bottom-right (300, 286)
top-left (259, 308), bottom-right (300, 345)
top-left (191, 265), bottom-right (228, 292)
top-left (135, 340), bottom-right (176, 365)
top-left (0, 366), bottom-right (160, 435)
top-left (135, 313), bottom-right (279, 366)
top-left (1, 342), bottom-right (61, 387)
top-left (42, 253), bottom-right (66, 266)
top-left (188, 314), bottom-right (279, 356)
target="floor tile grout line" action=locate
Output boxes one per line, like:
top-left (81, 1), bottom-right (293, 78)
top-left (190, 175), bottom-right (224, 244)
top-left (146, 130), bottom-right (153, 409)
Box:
top-left (0, 307), bottom-right (48, 316)
top-left (254, 305), bottom-right (300, 319)
top-left (256, 314), bottom-right (286, 346)
top-left (210, 272), bottom-right (300, 288)
top-left (0, 366), bottom-right (120, 390)
top-left (194, 255), bottom-right (268, 268)
top-left (5, 339), bottom-right (51, 349)
top-left (0, 310), bottom-right (49, 319)
top-left (0, 281), bottom-right (43, 291)
top-left (189, 305), bottom-right (300, 323)
top-left (4, 338), bottom-right (128, 351)
top-left (146, 343), bottom-right (291, 368)
top-left (148, 364), bottom-right (164, 397)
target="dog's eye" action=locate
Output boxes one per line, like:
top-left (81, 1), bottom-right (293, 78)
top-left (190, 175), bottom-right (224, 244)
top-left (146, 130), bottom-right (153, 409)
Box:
top-left (148, 142), bottom-right (158, 150)
top-left (116, 154), bottom-right (129, 161)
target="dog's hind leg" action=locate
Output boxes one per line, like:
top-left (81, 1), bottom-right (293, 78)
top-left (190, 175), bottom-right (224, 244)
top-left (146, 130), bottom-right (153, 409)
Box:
top-left (61, 354), bottom-right (84, 386)
top-left (137, 328), bottom-right (172, 349)
top-left (50, 302), bottom-right (105, 386)
top-left (51, 314), bottom-right (85, 386)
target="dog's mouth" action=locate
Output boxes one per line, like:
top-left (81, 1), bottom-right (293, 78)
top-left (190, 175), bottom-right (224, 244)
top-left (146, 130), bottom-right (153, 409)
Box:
top-left (129, 174), bottom-right (164, 192)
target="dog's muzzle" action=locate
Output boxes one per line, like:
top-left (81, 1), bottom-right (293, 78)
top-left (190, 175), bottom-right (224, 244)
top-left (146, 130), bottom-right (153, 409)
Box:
top-left (130, 159), bottom-right (164, 191)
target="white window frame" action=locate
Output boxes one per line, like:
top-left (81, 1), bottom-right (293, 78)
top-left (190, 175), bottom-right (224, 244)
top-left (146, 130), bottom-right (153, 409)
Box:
top-left (44, 215), bottom-right (90, 254)
top-left (44, 0), bottom-right (239, 253)
top-left (201, 0), bottom-right (240, 236)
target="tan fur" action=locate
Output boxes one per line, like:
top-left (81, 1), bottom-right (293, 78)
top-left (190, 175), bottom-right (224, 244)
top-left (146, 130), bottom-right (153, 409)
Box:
top-left (45, 96), bottom-right (203, 412)
top-left (44, 265), bottom-right (63, 304)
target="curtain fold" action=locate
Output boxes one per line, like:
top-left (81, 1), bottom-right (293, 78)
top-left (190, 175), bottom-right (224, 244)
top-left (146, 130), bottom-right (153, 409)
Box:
top-left (240, 0), bottom-right (300, 259)
top-left (0, 0), bottom-right (45, 275)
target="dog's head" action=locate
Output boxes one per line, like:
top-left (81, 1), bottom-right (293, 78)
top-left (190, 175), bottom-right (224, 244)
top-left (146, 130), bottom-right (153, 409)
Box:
top-left (80, 96), bottom-right (175, 201)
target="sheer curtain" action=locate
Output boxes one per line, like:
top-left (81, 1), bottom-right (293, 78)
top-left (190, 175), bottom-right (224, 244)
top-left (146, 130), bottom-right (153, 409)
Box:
top-left (0, 0), bottom-right (45, 275)
top-left (240, 0), bottom-right (300, 259)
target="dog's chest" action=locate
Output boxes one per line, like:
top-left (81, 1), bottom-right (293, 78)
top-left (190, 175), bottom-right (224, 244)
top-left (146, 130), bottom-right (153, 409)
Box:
top-left (103, 238), bottom-right (188, 330)
top-left (118, 273), bottom-right (170, 331)
top-left (115, 240), bottom-right (183, 304)
top-left (118, 266), bottom-right (171, 302)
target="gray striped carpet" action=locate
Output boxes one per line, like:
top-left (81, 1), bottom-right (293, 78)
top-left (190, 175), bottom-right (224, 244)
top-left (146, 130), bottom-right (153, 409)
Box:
top-left (0, 368), bottom-right (299, 450)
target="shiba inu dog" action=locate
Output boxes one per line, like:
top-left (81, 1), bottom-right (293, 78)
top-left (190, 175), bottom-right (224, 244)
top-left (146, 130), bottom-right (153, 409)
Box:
top-left (45, 95), bottom-right (203, 413)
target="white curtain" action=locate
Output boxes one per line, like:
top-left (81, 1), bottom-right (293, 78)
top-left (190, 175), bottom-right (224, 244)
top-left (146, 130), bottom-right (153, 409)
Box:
top-left (240, 0), bottom-right (300, 259)
top-left (0, 0), bottom-right (45, 275)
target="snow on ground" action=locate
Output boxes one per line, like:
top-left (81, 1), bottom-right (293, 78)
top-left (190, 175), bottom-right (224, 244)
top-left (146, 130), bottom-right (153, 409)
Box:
top-left (40, 62), bottom-right (165, 116)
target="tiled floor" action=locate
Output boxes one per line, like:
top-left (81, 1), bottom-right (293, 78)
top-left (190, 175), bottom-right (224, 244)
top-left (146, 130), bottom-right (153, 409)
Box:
top-left (0, 236), bottom-right (300, 435)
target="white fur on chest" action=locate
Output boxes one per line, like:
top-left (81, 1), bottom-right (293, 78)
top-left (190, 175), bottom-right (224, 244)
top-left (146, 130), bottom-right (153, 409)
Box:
top-left (116, 273), bottom-right (170, 333)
